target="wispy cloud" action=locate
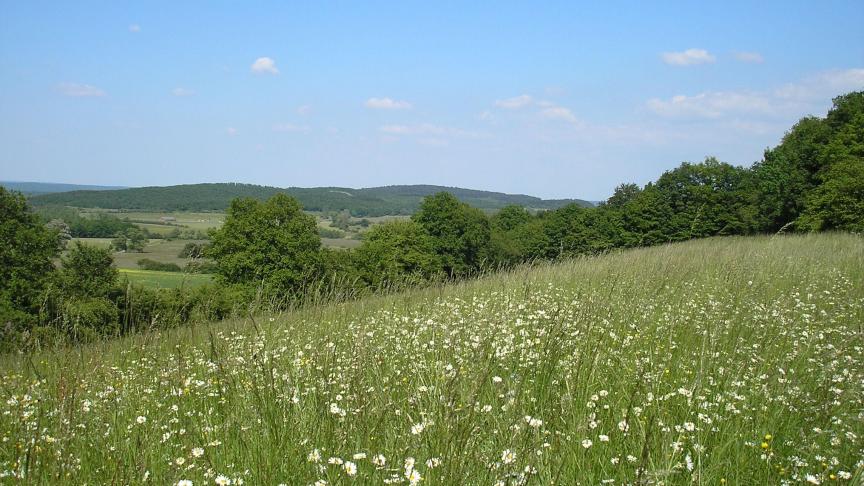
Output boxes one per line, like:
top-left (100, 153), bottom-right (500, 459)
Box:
top-left (128, 24), bottom-right (141, 33)
top-left (774, 68), bottom-right (864, 100)
top-left (272, 123), bottom-right (309, 133)
top-left (379, 124), bottom-right (446, 135)
top-left (225, 127), bottom-right (238, 136)
top-left (365, 97), bottom-right (412, 110)
top-left (378, 123), bottom-right (480, 139)
top-left (541, 106), bottom-right (580, 124)
top-left (646, 68), bottom-right (864, 119)
top-left (57, 82), bottom-right (106, 97)
top-left (172, 87), bottom-right (195, 97)
top-left (296, 105), bottom-right (312, 115)
top-left (647, 92), bottom-right (773, 118)
top-left (734, 51), bottom-right (764, 64)
top-left (251, 57), bottom-right (279, 75)
top-left (495, 94), bottom-right (533, 109)
top-left (661, 48), bottom-right (716, 66)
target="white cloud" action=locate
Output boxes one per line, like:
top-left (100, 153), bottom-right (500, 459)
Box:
top-left (774, 68), bottom-right (864, 100)
top-left (296, 105), bottom-right (312, 115)
top-left (541, 106), bottom-right (580, 124)
top-left (661, 48), bottom-right (716, 66)
top-left (378, 123), bottom-right (480, 138)
top-left (379, 124), bottom-right (444, 135)
top-left (647, 68), bottom-right (864, 119)
top-left (647, 92), bottom-right (774, 118)
top-left (734, 51), bottom-right (764, 64)
top-left (172, 87), bottom-right (195, 97)
top-left (251, 57), bottom-right (279, 75)
top-left (272, 123), bottom-right (309, 133)
top-left (128, 24), bottom-right (141, 33)
top-left (226, 127), bottom-right (237, 136)
top-left (495, 94), bottom-right (533, 109)
top-left (57, 82), bottom-right (106, 97)
top-left (364, 97), bottom-right (412, 110)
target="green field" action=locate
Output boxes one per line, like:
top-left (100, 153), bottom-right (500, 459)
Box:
top-left (72, 238), bottom-right (209, 270)
top-left (118, 268), bottom-right (213, 289)
top-left (2, 234), bottom-right (862, 484)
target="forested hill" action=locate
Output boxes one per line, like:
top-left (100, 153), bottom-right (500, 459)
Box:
top-left (27, 183), bottom-right (590, 215)
top-left (0, 181), bottom-right (125, 195)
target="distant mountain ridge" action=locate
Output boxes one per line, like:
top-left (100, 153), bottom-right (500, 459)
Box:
top-left (24, 182), bottom-right (591, 216)
top-left (1, 181), bottom-right (126, 195)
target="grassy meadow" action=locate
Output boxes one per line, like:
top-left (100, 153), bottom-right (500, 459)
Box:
top-left (118, 269), bottom-right (214, 289)
top-left (2, 234), bottom-right (862, 484)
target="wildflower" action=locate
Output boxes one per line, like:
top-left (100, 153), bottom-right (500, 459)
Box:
top-left (308, 449), bottom-right (321, 463)
top-left (581, 439), bottom-right (593, 449)
top-left (176, 457), bottom-right (186, 466)
top-left (492, 376), bottom-right (503, 384)
top-left (411, 423), bottom-right (425, 435)
top-left (406, 468), bottom-right (422, 485)
top-left (501, 449), bottom-right (516, 464)
top-left (192, 447), bottom-right (204, 458)
top-left (352, 452), bottom-right (367, 460)
top-left (524, 415), bottom-right (543, 428)
top-left (177, 481), bottom-right (193, 486)
top-left (214, 476), bottom-right (231, 486)
top-left (372, 454), bottom-right (386, 467)
top-left (599, 434), bottom-right (610, 442)
top-left (343, 461), bottom-right (357, 476)
top-left (805, 474), bottom-right (820, 485)
top-left (136, 416), bottom-right (147, 424)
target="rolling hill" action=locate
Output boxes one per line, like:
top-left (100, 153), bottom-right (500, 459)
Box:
top-left (27, 182), bottom-right (591, 215)
top-left (0, 181), bottom-right (125, 195)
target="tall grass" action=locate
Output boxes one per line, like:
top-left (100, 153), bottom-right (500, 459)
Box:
top-left (1, 234), bottom-right (862, 484)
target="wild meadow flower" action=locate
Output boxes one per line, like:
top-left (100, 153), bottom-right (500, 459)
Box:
top-left (406, 468), bottom-right (422, 485)
top-left (524, 415), bottom-right (543, 428)
top-left (177, 480), bottom-right (193, 486)
top-left (136, 415), bottom-right (147, 424)
top-left (501, 449), bottom-right (516, 464)
top-left (343, 461), bottom-right (357, 476)
top-left (582, 439), bottom-right (593, 449)
top-left (411, 423), bottom-right (425, 435)
top-left (192, 447), bottom-right (205, 458)
top-left (214, 475), bottom-right (231, 486)
top-left (308, 449), bottom-right (321, 463)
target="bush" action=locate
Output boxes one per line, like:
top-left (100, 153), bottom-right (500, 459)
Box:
top-left (137, 258), bottom-right (183, 272)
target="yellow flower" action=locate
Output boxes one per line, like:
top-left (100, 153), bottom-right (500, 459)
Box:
top-left (760, 442), bottom-right (769, 450)
top-left (764, 433), bottom-right (772, 441)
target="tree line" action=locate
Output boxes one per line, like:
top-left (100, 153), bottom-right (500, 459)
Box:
top-left (1, 91), bottom-right (861, 350)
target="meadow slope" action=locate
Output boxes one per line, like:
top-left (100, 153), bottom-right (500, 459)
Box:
top-left (1, 234), bottom-right (862, 485)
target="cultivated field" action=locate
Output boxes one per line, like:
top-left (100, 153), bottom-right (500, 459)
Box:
top-left (2, 234), bottom-right (862, 484)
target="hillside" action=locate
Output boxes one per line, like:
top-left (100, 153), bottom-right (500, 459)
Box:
top-left (28, 182), bottom-right (591, 215)
top-left (2, 234), bottom-right (862, 484)
top-left (0, 181), bottom-right (125, 195)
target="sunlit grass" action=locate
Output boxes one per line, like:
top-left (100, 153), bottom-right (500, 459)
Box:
top-left (2, 234), bottom-right (862, 484)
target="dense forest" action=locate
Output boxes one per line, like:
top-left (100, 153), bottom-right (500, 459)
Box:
top-left (1, 91), bottom-right (861, 350)
top-left (27, 183), bottom-right (590, 215)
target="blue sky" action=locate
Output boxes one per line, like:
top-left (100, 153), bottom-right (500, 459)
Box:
top-left (1, 1), bottom-right (862, 200)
